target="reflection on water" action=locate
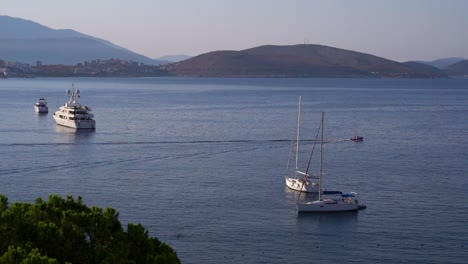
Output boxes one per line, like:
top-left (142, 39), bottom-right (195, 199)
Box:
top-left (54, 125), bottom-right (96, 143)
top-left (296, 211), bottom-right (358, 223)
top-left (296, 210), bottom-right (359, 240)
top-left (33, 111), bottom-right (49, 123)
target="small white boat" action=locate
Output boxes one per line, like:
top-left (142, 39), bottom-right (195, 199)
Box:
top-left (297, 112), bottom-right (366, 213)
top-left (52, 84), bottom-right (95, 129)
top-left (34, 97), bottom-right (48, 113)
top-left (350, 135), bottom-right (364, 142)
top-left (285, 96), bottom-right (319, 193)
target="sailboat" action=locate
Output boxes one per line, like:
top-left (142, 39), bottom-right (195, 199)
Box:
top-left (297, 112), bottom-right (366, 213)
top-left (284, 96), bottom-right (319, 193)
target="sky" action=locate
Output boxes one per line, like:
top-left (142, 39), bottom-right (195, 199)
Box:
top-left (2, 0), bottom-right (468, 61)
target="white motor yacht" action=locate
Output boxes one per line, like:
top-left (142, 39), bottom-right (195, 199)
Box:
top-left (34, 97), bottom-right (48, 113)
top-left (53, 85), bottom-right (95, 129)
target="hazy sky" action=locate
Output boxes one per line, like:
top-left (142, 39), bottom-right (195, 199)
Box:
top-left (2, 0), bottom-right (468, 61)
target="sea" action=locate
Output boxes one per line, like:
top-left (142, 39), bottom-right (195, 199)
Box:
top-left (0, 77), bottom-right (467, 264)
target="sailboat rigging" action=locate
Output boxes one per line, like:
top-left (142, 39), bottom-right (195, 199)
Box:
top-left (296, 112), bottom-right (367, 213)
top-left (284, 96), bottom-right (319, 193)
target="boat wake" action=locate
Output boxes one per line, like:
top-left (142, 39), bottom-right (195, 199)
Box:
top-left (0, 138), bottom-right (352, 147)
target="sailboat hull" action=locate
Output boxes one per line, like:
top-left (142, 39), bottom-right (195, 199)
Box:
top-left (297, 200), bottom-right (359, 213)
top-left (285, 177), bottom-right (318, 193)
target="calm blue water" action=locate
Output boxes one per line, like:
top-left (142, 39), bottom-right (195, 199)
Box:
top-left (1, 77), bottom-right (467, 263)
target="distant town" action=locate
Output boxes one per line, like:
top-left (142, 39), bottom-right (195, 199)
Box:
top-left (0, 58), bottom-right (169, 78)
top-left (2, 44), bottom-right (468, 78)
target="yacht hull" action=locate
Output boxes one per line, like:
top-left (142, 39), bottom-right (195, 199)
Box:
top-left (34, 106), bottom-right (48, 113)
top-left (53, 113), bottom-right (95, 129)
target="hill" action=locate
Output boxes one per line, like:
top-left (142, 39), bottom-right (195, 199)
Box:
top-left (443, 60), bottom-right (468, 76)
top-left (0, 15), bottom-right (164, 65)
top-left (403, 61), bottom-right (448, 77)
top-left (416, 57), bottom-right (465, 69)
top-left (166, 44), bottom-right (446, 78)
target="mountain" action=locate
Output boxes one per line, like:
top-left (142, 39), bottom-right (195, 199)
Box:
top-left (166, 44), bottom-right (446, 78)
top-left (403, 61), bottom-right (448, 77)
top-left (443, 60), bottom-right (468, 76)
top-left (416, 57), bottom-right (465, 69)
top-left (0, 15), bottom-right (165, 65)
top-left (155, 55), bottom-right (192, 62)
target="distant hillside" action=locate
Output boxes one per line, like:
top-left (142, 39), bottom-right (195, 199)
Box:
top-left (166, 44), bottom-right (447, 78)
top-left (0, 15), bottom-right (164, 65)
top-left (403, 61), bottom-right (448, 77)
top-left (416, 57), bottom-right (465, 69)
top-left (443, 60), bottom-right (468, 76)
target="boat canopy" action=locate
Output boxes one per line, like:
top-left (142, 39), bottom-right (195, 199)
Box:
top-left (323, 190), bottom-right (342, 195)
top-left (340, 194), bottom-right (356, 197)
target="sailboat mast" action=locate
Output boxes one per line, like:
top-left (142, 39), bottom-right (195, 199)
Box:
top-left (319, 111), bottom-right (324, 201)
top-left (295, 96), bottom-right (301, 177)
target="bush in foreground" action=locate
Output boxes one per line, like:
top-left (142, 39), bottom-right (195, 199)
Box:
top-left (0, 195), bottom-right (180, 264)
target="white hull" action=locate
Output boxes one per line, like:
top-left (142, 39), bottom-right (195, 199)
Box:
top-left (34, 105), bottom-right (48, 113)
top-left (53, 113), bottom-right (95, 129)
top-left (285, 176), bottom-right (318, 193)
top-left (297, 200), bottom-right (359, 213)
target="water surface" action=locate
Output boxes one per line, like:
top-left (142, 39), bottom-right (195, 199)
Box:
top-left (0, 77), bottom-right (467, 263)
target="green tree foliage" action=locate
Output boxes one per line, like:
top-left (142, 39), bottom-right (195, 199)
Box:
top-left (0, 246), bottom-right (61, 264)
top-left (0, 195), bottom-right (180, 264)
